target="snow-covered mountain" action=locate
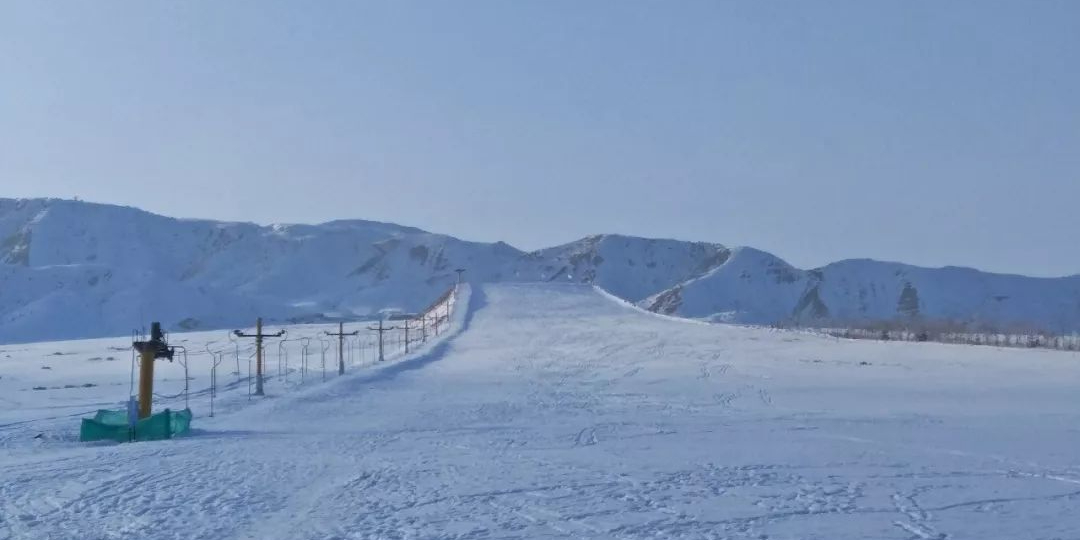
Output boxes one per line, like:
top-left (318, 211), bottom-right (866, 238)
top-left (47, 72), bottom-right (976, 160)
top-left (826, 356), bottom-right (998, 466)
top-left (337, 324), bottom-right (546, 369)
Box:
top-left (2, 198), bottom-right (1078, 343)
top-left (0, 199), bottom-right (729, 343)
top-left (642, 246), bottom-right (1080, 332)
top-left (510, 234), bottom-right (730, 302)
top-left (0, 199), bottom-right (520, 343)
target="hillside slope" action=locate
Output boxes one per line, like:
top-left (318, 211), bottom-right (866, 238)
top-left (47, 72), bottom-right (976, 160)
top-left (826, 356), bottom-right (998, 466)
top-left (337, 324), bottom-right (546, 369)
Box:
top-left (0, 198), bottom-right (515, 342)
top-left (642, 247), bottom-right (1080, 331)
top-left (510, 234), bottom-right (730, 302)
top-left (2, 198), bottom-right (1078, 343)
top-left (0, 200), bottom-right (730, 343)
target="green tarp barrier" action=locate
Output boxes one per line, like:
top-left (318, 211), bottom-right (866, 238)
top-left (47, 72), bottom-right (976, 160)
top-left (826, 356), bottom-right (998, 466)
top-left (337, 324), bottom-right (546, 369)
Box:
top-left (79, 417), bottom-right (131, 443)
top-left (170, 408), bottom-right (192, 435)
top-left (79, 408), bottom-right (193, 443)
top-left (93, 409), bottom-right (129, 425)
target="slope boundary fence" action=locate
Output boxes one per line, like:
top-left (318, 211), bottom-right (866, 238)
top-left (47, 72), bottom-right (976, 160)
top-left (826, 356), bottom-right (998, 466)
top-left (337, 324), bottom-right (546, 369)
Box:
top-left (197, 284), bottom-right (462, 416)
top-left (807, 326), bottom-right (1080, 351)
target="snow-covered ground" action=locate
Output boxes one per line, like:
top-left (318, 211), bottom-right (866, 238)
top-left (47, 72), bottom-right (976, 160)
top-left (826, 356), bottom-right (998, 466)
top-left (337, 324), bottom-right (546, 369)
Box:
top-left (2, 283), bottom-right (1079, 539)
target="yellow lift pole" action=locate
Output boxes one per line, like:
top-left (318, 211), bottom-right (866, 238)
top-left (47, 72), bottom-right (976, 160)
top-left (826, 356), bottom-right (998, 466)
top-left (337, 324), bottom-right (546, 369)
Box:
top-left (133, 322), bottom-right (174, 419)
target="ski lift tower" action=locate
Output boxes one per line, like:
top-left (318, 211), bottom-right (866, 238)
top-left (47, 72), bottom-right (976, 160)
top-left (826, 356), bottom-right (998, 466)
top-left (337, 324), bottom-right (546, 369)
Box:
top-left (388, 312), bottom-right (419, 354)
top-left (132, 322), bottom-right (175, 419)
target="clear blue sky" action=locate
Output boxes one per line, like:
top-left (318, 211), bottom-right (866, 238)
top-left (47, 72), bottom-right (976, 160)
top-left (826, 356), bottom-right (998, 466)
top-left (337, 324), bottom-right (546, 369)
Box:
top-left (2, 1), bottom-right (1078, 276)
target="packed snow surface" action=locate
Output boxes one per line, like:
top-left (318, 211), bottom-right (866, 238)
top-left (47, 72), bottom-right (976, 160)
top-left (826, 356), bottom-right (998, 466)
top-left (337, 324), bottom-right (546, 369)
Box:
top-left (2, 283), bottom-right (1079, 539)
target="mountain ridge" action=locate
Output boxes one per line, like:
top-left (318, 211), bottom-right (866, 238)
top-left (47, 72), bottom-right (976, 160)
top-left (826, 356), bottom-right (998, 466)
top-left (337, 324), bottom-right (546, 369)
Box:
top-left (1, 197), bottom-right (1078, 343)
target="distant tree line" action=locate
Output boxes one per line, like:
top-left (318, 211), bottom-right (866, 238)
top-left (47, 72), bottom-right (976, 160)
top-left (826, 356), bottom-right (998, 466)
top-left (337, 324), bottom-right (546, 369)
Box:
top-left (771, 317), bottom-right (1080, 351)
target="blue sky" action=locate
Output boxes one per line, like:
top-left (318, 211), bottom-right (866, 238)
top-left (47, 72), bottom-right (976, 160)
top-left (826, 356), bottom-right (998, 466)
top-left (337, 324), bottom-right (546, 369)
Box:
top-left (2, 1), bottom-right (1078, 276)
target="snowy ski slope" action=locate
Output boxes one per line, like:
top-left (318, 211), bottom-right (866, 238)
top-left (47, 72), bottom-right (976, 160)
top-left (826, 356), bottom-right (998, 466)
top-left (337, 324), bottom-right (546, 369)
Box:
top-left (2, 283), bottom-right (1080, 539)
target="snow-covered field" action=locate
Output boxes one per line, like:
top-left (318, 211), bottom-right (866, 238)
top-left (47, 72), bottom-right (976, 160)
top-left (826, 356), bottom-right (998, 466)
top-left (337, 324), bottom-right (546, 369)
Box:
top-left (2, 283), bottom-right (1079, 539)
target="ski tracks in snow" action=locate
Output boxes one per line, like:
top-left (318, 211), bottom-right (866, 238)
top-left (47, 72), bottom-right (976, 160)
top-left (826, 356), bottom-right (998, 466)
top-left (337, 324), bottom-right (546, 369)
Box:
top-left (4, 283), bottom-right (1080, 539)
